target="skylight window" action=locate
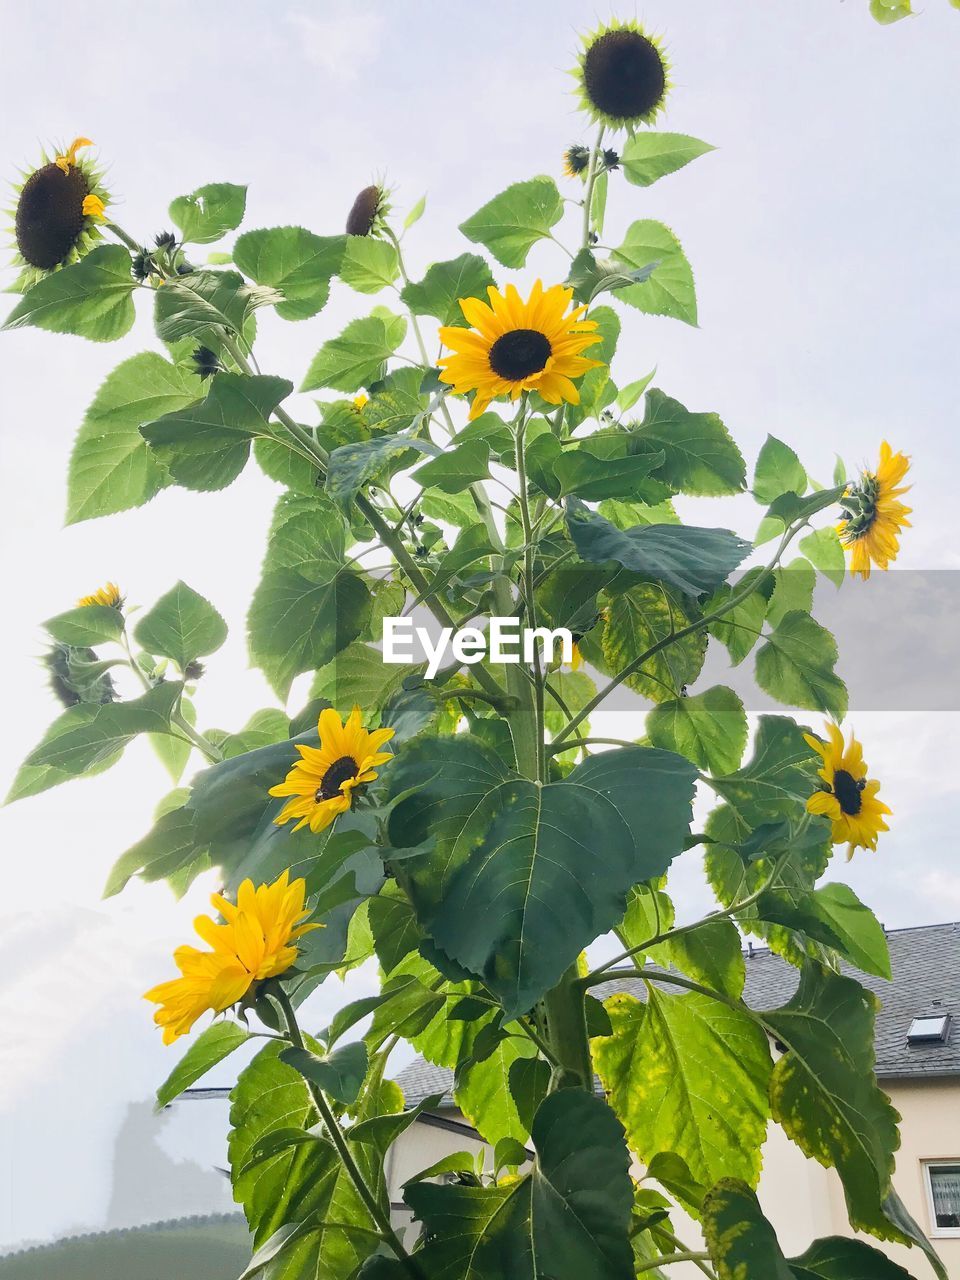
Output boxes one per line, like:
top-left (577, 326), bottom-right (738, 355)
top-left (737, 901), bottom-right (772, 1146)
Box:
top-left (907, 1014), bottom-right (950, 1044)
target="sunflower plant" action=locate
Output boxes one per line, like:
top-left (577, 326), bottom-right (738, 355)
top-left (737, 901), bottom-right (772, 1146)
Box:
top-left (3, 16), bottom-right (938, 1280)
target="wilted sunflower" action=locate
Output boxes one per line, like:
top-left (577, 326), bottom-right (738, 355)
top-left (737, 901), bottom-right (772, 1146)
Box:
top-left (574, 20), bottom-right (671, 129)
top-left (144, 870), bottom-right (320, 1044)
top-left (838, 442), bottom-right (912, 580)
top-left (346, 183), bottom-right (390, 237)
top-left (438, 281), bottom-right (603, 421)
top-left (270, 705), bottom-right (395, 834)
top-left (9, 137), bottom-right (110, 289)
top-left (804, 723), bottom-right (891, 858)
top-left (77, 581), bottom-right (122, 609)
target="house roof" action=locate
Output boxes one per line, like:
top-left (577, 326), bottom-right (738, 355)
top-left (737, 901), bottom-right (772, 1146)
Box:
top-left (395, 920), bottom-right (960, 1106)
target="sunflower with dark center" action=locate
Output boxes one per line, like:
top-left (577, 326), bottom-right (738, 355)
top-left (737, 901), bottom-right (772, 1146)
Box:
top-left (804, 723), bottom-right (891, 858)
top-left (269, 705), bottom-right (394, 834)
top-left (10, 137), bottom-right (110, 289)
top-left (575, 21), bottom-right (671, 129)
top-left (838, 441), bottom-right (912, 580)
top-left (346, 183), bottom-right (390, 237)
top-left (437, 281), bottom-right (603, 421)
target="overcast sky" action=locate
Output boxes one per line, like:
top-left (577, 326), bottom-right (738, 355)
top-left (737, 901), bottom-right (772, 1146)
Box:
top-left (1, 0), bottom-right (958, 1251)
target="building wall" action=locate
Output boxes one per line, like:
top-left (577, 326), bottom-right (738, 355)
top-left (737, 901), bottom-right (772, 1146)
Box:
top-left (387, 1078), bottom-right (960, 1278)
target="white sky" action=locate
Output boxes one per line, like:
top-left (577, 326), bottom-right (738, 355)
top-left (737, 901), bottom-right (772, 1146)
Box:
top-left (1, 0), bottom-right (959, 1251)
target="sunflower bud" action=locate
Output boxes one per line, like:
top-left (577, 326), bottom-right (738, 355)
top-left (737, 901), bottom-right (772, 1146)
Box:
top-left (563, 144), bottom-right (591, 178)
top-left (191, 346), bottom-right (224, 381)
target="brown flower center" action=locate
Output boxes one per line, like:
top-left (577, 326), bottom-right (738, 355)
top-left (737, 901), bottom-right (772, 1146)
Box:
top-left (346, 185), bottom-right (382, 236)
top-left (317, 755), bottom-right (360, 801)
top-left (16, 162), bottom-right (90, 270)
top-left (582, 29), bottom-right (666, 122)
top-left (488, 329), bottom-right (552, 381)
top-left (833, 769), bottom-right (864, 816)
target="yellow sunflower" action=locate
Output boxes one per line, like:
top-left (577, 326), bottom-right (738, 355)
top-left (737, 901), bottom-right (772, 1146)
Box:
top-left (838, 442), bottom-right (912, 580)
top-left (77, 581), bottom-right (122, 608)
top-left (574, 20), bottom-right (671, 130)
top-left (144, 870), bottom-right (320, 1044)
top-left (9, 137), bottom-right (110, 291)
top-left (438, 282), bottom-right (603, 421)
top-left (563, 144), bottom-right (591, 179)
top-left (270, 705), bottom-right (394, 834)
top-left (803, 723), bottom-right (891, 858)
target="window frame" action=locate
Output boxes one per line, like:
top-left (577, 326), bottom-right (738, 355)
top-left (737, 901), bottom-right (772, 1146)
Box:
top-left (922, 1159), bottom-right (960, 1239)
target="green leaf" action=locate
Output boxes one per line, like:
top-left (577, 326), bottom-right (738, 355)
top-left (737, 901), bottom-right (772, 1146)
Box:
top-left (248, 495), bottom-right (371, 698)
top-left (767, 558), bottom-right (816, 628)
top-left (311, 640), bottom-right (416, 717)
top-left (66, 352), bottom-right (198, 523)
top-left (229, 1042), bottom-right (382, 1278)
top-left (761, 964), bottom-right (904, 1241)
top-left (763, 483), bottom-right (847, 532)
top-left (400, 253), bottom-right (496, 326)
top-left (602, 584), bottom-right (707, 702)
top-left (233, 225), bottom-right (345, 320)
top-left (666, 918), bottom-right (747, 998)
top-left (404, 1089), bottom-right (635, 1280)
top-left (703, 567), bottom-right (772, 666)
top-left (707, 715), bottom-right (819, 826)
top-left (753, 435), bottom-right (806, 504)
top-left (169, 182), bottom-right (247, 244)
top-left (3, 245), bottom-right (136, 342)
top-left (595, 988), bottom-right (771, 1187)
top-left (459, 175), bottom-right (564, 268)
top-left (301, 309), bottom-right (407, 392)
top-left (870, 0), bottom-right (912, 21)
top-left (611, 221), bottom-right (698, 325)
top-left (567, 497), bottom-right (751, 597)
top-left (411, 438), bottom-right (490, 491)
top-left (395, 743), bottom-right (694, 1015)
top-left (788, 1235), bottom-right (918, 1279)
top-left (325, 433), bottom-right (426, 510)
top-left (339, 236), bottom-right (400, 293)
top-left (134, 581), bottom-right (228, 669)
top-left (800, 526), bottom-right (845, 588)
top-left (629, 389), bottom-right (746, 496)
top-left (156, 1020), bottom-right (251, 1108)
top-left (141, 372), bottom-right (292, 491)
top-left (279, 1042), bottom-right (368, 1105)
top-left (620, 133), bottom-right (715, 187)
top-left (565, 249), bottom-right (659, 306)
top-left (701, 1180), bottom-right (793, 1279)
top-left (647, 687), bottom-right (747, 776)
top-left (153, 269), bottom-right (280, 345)
top-left (456, 1033), bottom-right (539, 1146)
top-left (44, 604), bottom-right (125, 647)
top-left (755, 610), bottom-right (848, 719)
top-left (7, 682), bottom-right (181, 802)
top-left (756, 883), bottom-right (892, 979)
top-left (532, 439), bottom-right (663, 502)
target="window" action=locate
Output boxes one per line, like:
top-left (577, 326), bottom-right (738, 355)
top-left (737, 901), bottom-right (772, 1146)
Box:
top-left (924, 1162), bottom-right (960, 1237)
top-left (907, 1014), bottom-right (950, 1044)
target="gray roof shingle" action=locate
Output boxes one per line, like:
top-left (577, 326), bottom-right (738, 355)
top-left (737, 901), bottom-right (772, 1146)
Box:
top-left (395, 921), bottom-right (960, 1105)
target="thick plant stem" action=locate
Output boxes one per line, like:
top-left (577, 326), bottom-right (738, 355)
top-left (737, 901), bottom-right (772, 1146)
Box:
top-left (275, 988), bottom-right (424, 1280)
top-left (543, 961), bottom-right (593, 1091)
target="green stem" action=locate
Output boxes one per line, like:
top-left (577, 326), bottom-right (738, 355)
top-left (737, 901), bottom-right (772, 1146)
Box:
top-left (514, 402), bottom-right (546, 782)
top-left (274, 988), bottom-right (424, 1280)
top-left (119, 631), bottom-right (222, 763)
top-left (542, 962), bottom-right (593, 1091)
top-left (581, 126), bottom-right (606, 248)
top-left (635, 1253), bottom-right (712, 1274)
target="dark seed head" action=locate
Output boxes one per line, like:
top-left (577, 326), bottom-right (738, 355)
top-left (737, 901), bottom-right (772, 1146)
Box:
top-left (346, 184), bottom-right (382, 236)
top-left (154, 230), bottom-right (177, 250)
top-left (191, 346), bottom-right (224, 381)
top-left (582, 28), bottom-right (667, 122)
top-left (563, 144), bottom-right (590, 176)
top-left (488, 328), bottom-right (552, 380)
top-left (15, 163), bottom-right (89, 270)
top-left (833, 769), bottom-right (863, 817)
top-left (317, 755), bottom-right (360, 800)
